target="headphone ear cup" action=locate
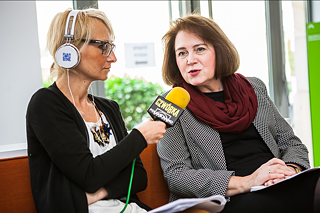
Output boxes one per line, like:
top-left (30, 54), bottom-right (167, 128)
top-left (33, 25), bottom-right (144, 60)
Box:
top-left (55, 43), bottom-right (81, 69)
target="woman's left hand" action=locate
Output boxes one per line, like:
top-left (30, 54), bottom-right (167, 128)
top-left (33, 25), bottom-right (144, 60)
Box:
top-left (86, 187), bottom-right (109, 205)
top-left (264, 164), bottom-right (301, 186)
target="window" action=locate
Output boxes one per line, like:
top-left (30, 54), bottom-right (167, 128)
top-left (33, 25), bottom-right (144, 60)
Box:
top-left (98, 1), bottom-right (171, 90)
top-left (282, 1), bottom-right (313, 165)
top-left (210, 1), bottom-right (269, 86)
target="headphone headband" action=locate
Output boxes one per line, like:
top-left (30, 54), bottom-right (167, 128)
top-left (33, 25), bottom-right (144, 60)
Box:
top-left (64, 10), bottom-right (81, 40)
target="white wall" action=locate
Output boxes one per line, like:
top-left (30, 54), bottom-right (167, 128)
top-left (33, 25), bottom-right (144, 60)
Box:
top-left (0, 1), bottom-right (43, 158)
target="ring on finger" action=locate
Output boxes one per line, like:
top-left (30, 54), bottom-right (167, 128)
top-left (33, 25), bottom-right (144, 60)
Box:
top-left (269, 170), bottom-right (271, 174)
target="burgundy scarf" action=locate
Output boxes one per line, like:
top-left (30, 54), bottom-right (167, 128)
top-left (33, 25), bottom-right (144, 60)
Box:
top-left (175, 73), bottom-right (258, 134)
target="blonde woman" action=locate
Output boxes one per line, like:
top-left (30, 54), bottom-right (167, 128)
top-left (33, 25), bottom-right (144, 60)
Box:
top-left (26, 8), bottom-right (166, 213)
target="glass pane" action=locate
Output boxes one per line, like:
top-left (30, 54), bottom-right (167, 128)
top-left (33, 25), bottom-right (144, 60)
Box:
top-left (210, 1), bottom-right (269, 88)
top-left (170, 0), bottom-right (181, 21)
top-left (99, 1), bottom-right (171, 90)
top-left (35, 1), bottom-right (73, 85)
top-left (99, 1), bottom-right (171, 129)
top-left (282, 1), bottom-right (313, 165)
top-left (200, 0), bottom-right (210, 19)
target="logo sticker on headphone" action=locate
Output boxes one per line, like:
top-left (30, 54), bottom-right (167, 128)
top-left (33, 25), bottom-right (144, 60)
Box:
top-left (55, 43), bottom-right (80, 69)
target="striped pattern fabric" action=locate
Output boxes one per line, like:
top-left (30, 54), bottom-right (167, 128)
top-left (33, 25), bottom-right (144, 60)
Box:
top-left (157, 77), bottom-right (310, 202)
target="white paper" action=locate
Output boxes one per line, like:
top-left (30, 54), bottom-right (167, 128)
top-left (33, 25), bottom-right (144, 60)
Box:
top-left (250, 166), bottom-right (320, 192)
top-left (148, 194), bottom-right (226, 213)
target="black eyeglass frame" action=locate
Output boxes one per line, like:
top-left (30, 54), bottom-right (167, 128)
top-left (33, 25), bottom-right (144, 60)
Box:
top-left (81, 39), bottom-right (115, 56)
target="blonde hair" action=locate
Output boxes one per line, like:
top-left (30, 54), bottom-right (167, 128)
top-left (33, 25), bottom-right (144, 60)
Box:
top-left (162, 14), bottom-right (240, 86)
top-left (47, 8), bottom-right (114, 81)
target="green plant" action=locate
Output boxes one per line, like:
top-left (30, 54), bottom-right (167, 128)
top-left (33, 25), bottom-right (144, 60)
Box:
top-left (105, 76), bottom-right (166, 130)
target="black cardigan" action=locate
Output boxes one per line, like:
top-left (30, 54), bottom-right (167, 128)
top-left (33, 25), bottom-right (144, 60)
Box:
top-left (26, 82), bottom-right (149, 213)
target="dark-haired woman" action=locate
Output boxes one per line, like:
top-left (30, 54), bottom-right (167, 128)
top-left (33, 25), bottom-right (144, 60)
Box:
top-left (158, 14), bottom-right (320, 213)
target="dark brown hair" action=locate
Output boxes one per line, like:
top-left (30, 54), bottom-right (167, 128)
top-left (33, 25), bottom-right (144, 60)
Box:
top-left (162, 14), bottom-right (240, 86)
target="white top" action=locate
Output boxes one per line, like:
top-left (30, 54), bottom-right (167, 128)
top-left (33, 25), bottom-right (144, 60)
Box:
top-left (84, 113), bottom-right (116, 158)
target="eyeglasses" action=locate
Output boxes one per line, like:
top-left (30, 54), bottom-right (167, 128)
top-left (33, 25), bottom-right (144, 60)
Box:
top-left (81, 39), bottom-right (116, 56)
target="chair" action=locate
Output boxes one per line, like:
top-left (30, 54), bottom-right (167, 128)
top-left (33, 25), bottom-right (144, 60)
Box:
top-left (137, 144), bottom-right (209, 213)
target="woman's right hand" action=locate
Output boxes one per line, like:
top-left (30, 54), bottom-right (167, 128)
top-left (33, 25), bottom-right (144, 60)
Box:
top-left (136, 118), bottom-right (166, 145)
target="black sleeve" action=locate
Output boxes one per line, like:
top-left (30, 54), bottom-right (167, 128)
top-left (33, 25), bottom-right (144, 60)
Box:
top-left (96, 98), bottom-right (149, 198)
top-left (104, 154), bottom-right (148, 199)
top-left (27, 89), bottom-right (148, 193)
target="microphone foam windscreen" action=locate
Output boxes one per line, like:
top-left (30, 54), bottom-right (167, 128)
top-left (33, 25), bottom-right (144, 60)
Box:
top-left (165, 87), bottom-right (190, 109)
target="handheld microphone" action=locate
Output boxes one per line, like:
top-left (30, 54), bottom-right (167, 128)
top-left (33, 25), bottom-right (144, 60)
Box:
top-left (147, 87), bottom-right (190, 127)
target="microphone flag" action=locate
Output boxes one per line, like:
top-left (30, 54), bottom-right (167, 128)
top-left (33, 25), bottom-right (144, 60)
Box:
top-left (147, 96), bottom-right (184, 128)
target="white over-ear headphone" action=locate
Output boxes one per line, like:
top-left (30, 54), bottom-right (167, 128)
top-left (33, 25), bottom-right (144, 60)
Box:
top-left (55, 10), bottom-right (81, 69)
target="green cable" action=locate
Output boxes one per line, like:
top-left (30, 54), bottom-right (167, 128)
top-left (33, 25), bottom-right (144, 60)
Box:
top-left (120, 158), bottom-right (136, 213)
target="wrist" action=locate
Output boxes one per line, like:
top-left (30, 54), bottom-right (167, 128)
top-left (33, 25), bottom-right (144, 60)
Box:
top-left (98, 187), bottom-right (108, 200)
top-left (227, 176), bottom-right (250, 197)
top-left (286, 164), bottom-right (301, 174)
top-left (240, 178), bottom-right (250, 193)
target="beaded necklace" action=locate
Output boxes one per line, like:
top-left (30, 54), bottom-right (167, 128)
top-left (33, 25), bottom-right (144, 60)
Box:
top-left (89, 100), bottom-right (112, 147)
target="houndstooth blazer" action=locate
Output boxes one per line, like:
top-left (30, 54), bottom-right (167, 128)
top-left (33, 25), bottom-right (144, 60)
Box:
top-left (157, 77), bottom-right (310, 202)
